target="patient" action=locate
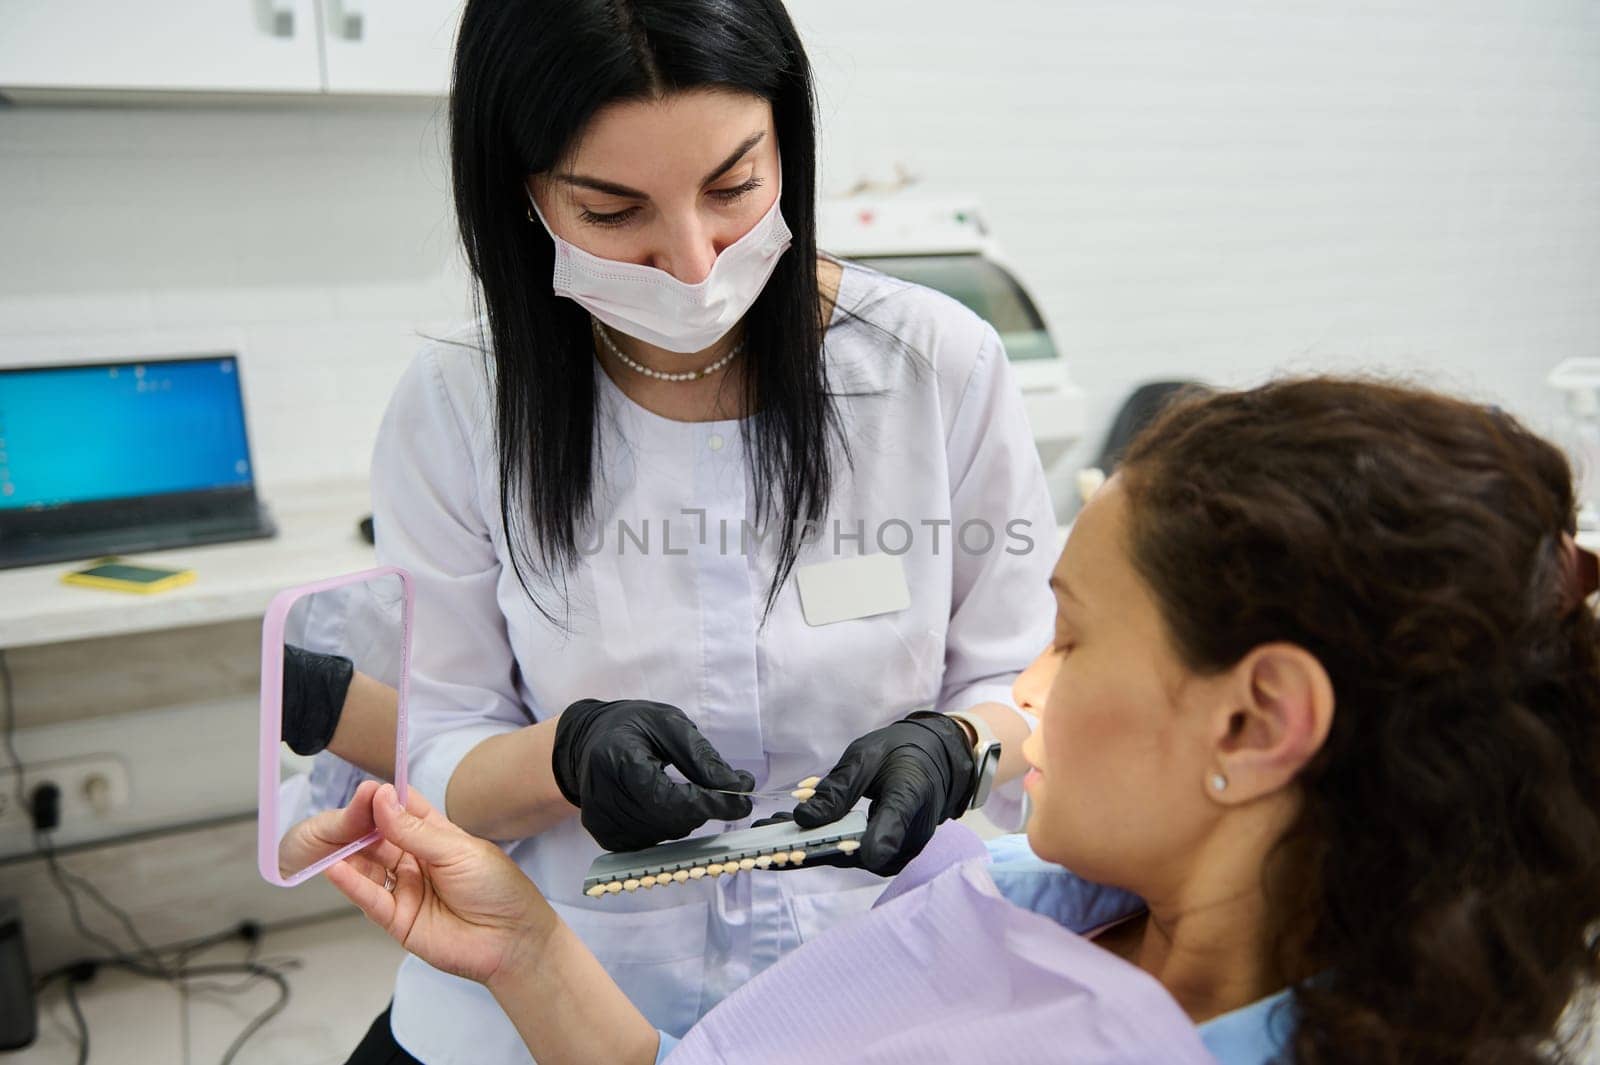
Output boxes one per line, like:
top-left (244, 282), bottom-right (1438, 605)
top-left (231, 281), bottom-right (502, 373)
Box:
top-left (311, 378), bottom-right (1600, 1064)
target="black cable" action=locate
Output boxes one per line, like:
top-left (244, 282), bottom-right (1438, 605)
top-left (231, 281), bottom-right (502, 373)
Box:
top-left (32, 834), bottom-right (294, 1063)
top-left (86, 957), bottom-right (291, 1065)
top-left (5, 650), bottom-right (163, 975)
top-left (179, 966), bottom-right (191, 1065)
top-left (35, 828), bottom-right (172, 976)
top-left (214, 963), bottom-right (292, 1065)
top-left (35, 944), bottom-right (298, 1065)
top-left (5, 648), bottom-right (295, 1062)
top-left (60, 970), bottom-right (89, 1065)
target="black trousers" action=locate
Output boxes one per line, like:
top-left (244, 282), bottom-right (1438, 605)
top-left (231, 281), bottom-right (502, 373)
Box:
top-left (344, 1004), bottom-right (425, 1065)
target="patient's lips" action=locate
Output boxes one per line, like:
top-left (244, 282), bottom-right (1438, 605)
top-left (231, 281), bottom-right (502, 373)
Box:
top-left (1022, 749), bottom-right (1044, 790)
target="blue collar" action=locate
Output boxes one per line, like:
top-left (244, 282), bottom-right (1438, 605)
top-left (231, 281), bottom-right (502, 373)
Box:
top-left (1196, 987), bottom-right (1296, 1064)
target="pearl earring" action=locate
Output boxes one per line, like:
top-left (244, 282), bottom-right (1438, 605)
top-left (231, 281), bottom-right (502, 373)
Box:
top-left (1209, 772), bottom-right (1228, 793)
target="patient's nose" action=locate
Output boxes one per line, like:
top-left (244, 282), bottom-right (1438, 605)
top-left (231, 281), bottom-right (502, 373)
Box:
top-left (1012, 650), bottom-right (1058, 717)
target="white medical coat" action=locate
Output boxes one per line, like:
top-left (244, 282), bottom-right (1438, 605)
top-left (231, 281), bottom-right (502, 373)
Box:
top-left (371, 264), bottom-right (1057, 1064)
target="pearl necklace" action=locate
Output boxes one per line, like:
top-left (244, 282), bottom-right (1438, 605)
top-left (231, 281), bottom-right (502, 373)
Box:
top-left (593, 320), bottom-right (742, 383)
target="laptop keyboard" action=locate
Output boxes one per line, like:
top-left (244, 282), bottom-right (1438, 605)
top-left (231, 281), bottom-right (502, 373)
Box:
top-left (0, 508), bottom-right (276, 570)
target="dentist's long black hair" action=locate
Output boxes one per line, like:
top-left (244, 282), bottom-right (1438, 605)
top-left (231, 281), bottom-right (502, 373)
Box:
top-left (450, 0), bottom-right (839, 621)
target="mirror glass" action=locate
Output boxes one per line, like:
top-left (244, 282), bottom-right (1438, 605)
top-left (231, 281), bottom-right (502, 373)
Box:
top-left (258, 567), bottom-right (411, 886)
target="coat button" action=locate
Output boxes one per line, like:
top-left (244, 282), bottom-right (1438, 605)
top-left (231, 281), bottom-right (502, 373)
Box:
top-left (708, 433), bottom-right (725, 451)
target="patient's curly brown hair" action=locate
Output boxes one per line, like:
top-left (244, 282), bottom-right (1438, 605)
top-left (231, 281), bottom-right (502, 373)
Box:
top-left (1120, 377), bottom-right (1600, 1064)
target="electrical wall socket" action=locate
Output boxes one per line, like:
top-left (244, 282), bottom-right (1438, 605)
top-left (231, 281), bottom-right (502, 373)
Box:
top-left (0, 755), bottom-right (131, 833)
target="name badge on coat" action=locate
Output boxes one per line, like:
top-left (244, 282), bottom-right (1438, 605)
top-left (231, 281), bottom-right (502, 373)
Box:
top-left (795, 553), bottom-right (911, 626)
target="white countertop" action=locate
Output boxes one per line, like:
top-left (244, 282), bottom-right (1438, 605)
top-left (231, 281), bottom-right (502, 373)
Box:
top-left (0, 479), bottom-right (377, 649)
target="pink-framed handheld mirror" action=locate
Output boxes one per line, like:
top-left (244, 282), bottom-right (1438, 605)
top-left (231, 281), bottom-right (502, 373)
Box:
top-left (258, 565), bottom-right (413, 887)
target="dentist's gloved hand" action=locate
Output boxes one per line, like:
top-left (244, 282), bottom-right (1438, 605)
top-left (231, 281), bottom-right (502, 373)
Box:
top-left (793, 713), bottom-right (975, 876)
top-left (553, 699), bottom-right (756, 852)
top-left (282, 644), bottom-right (355, 756)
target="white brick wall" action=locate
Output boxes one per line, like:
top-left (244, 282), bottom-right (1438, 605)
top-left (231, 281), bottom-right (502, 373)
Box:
top-left (3, 1), bottom-right (1595, 497)
top-left (796, 0), bottom-right (1600, 473)
top-left (0, 102), bottom-right (472, 490)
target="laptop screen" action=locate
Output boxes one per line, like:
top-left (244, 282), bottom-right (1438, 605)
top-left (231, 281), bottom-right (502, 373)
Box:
top-left (0, 355), bottom-right (255, 512)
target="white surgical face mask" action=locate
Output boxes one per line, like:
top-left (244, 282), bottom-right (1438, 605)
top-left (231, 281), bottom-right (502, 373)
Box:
top-left (527, 186), bottom-right (792, 354)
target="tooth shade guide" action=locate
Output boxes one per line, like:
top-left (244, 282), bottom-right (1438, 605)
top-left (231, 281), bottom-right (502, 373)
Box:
top-left (581, 810), bottom-right (868, 897)
top-left (797, 776), bottom-right (822, 789)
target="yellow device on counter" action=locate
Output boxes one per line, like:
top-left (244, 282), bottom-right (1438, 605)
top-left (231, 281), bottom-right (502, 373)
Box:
top-left (61, 558), bottom-right (196, 595)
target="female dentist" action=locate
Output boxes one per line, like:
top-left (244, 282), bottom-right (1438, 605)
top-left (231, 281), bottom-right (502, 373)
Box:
top-left (354, 1), bottom-right (1055, 1061)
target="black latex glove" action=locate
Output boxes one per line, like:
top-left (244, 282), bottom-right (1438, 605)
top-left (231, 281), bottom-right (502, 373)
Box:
top-left (281, 644), bottom-right (356, 756)
top-left (793, 713), bottom-right (976, 876)
top-left (553, 699), bottom-right (756, 852)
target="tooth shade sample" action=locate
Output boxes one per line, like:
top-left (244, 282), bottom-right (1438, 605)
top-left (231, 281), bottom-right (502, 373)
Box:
top-left (605, 881), bottom-right (623, 894)
top-left (791, 788), bottom-right (816, 801)
top-left (689, 867), bottom-right (707, 879)
top-left (837, 839), bottom-right (861, 854)
top-left (673, 870), bottom-right (691, 883)
top-left (586, 885), bottom-right (607, 897)
top-left (789, 850), bottom-right (806, 864)
top-left (797, 776), bottom-right (822, 789)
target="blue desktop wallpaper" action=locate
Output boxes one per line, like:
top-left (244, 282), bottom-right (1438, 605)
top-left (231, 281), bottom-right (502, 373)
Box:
top-left (0, 357), bottom-right (253, 510)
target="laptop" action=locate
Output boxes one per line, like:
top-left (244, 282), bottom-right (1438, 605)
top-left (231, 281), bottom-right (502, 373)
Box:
top-left (0, 354), bottom-right (277, 570)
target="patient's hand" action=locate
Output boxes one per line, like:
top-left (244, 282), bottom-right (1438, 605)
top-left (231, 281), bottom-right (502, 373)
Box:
top-left (279, 779), bottom-right (382, 877)
top-left (323, 782), bottom-right (551, 987)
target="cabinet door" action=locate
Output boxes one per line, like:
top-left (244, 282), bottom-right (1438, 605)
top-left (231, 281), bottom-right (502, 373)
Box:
top-left (0, 0), bottom-right (323, 94)
top-left (320, 0), bottom-right (461, 97)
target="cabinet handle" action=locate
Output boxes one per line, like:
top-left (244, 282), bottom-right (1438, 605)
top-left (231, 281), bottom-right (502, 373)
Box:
top-left (327, 0), bottom-right (365, 41)
top-left (258, 0), bottom-right (296, 38)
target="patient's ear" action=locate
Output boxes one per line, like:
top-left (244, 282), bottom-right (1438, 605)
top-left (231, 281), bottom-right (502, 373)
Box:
top-left (1208, 644), bottom-right (1334, 803)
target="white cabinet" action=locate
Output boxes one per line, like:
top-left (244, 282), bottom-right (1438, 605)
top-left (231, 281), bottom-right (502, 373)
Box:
top-left (320, 0), bottom-right (461, 97)
top-left (0, 1), bottom-right (324, 94)
top-left (0, 0), bottom-right (462, 98)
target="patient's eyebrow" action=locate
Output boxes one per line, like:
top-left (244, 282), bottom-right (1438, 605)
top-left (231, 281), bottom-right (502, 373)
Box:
top-left (1049, 573), bottom-right (1081, 603)
top-left (557, 131), bottom-right (767, 201)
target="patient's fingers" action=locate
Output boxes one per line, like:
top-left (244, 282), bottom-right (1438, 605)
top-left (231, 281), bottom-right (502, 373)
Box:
top-left (326, 857), bottom-right (396, 927)
top-left (344, 849), bottom-right (390, 887)
top-left (336, 780), bottom-right (381, 836)
top-left (355, 836), bottom-right (404, 870)
top-left (394, 784), bottom-right (444, 824)
top-left (374, 784), bottom-right (475, 863)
